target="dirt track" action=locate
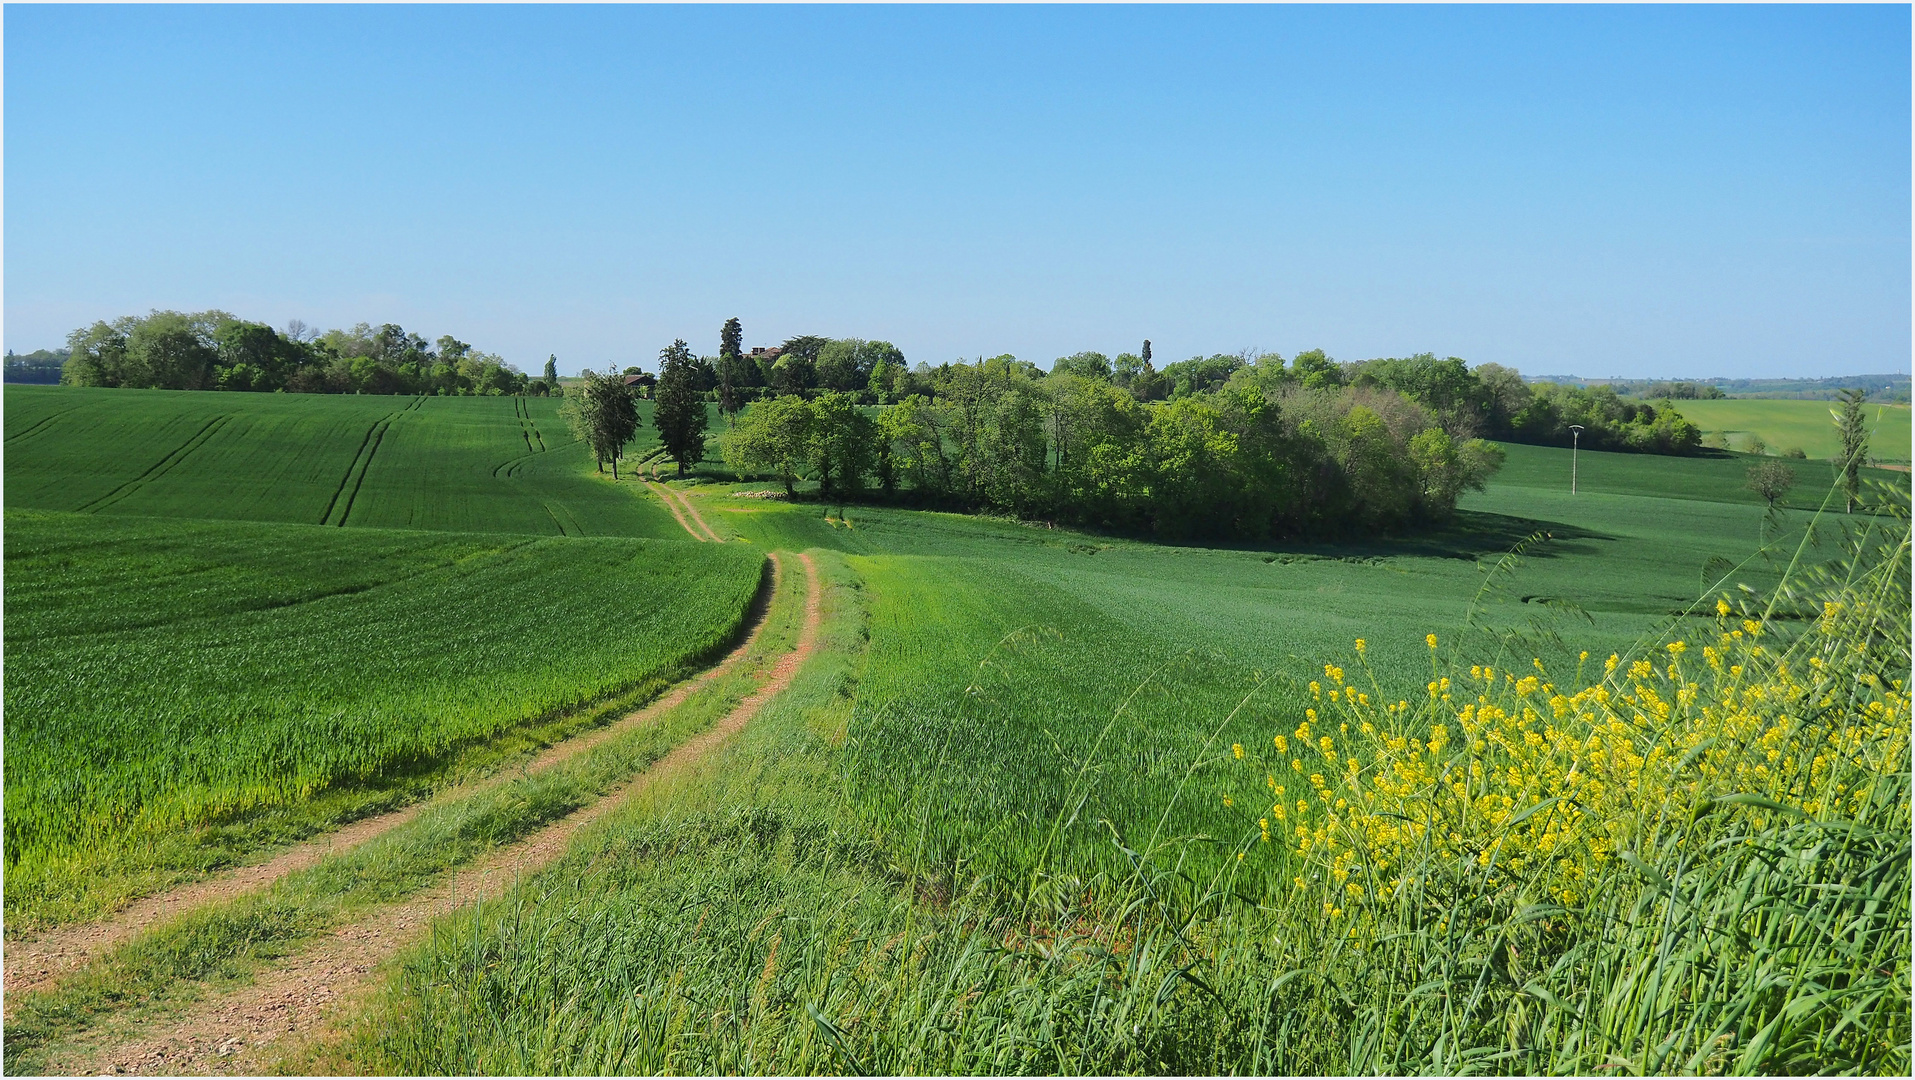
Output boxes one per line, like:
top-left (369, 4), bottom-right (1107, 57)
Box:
top-left (648, 479), bottom-right (724, 542)
top-left (4, 546), bottom-right (777, 1007)
top-left (43, 551), bottom-right (824, 1077)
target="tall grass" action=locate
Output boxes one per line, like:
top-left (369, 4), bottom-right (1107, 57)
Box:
top-left (341, 501), bottom-right (1907, 1073)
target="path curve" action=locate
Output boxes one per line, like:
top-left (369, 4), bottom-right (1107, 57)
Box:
top-left (648, 479), bottom-right (723, 542)
top-left (52, 552), bottom-right (824, 1078)
top-left (3, 553), bottom-right (780, 1006)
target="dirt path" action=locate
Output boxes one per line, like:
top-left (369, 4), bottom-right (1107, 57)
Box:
top-left (47, 552), bottom-right (824, 1078)
top-left (648, 480), bottom-right (724, 542)
top-left (674, 487), bottom-right (725, 542)
top-left (3, 553), bottom-right (781, 1006)
top-left (647, 477), bottom-right (703, 538)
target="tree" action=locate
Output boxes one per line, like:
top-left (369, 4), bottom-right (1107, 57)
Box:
top-left (1052, 351), bottom-right (1112, 380)
top-left (1833, 387), bottom-right (1869, 513)
top-left (63, 319), bottom-right (134, 386)
top-left (718, 317), bottom-right (745, 421)
top-left (126, 312), bottom-right (218, 390)
top-left (722, 395), bottom-right (814, 496)
top-left (543, 355), bottom-right (558, 383)
top-left (808, 391), bottom-right (876, 497)
top-left (770, 352), bottom-right (814, 396)
top-left (1141, 339), bottom-right (1152, 366)
top-left (654, 339), bottom-right (710, 476)
top-left (815, 338), bottom-right (866, 392)
top-left (560, 368), bottom-right (639, 476)
top-left (720, 317), bottom-right (743, 362)
top-left (1745, 459), bottom-right (1797, 509)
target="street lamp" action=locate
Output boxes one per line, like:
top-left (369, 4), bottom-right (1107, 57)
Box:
top-left (1569, 424), bottom-right (1585, 495)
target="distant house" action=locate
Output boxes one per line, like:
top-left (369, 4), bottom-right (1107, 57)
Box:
top-left (624, 373), bottom-right (655, 388)
top-left (749, 346), bottom-right (783, 361)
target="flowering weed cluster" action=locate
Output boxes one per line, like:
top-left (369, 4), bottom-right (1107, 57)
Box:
top-left (1209, 510), bottom-right (1911, 1073)
top-left (1235, 603), bottom-right (1907, 915)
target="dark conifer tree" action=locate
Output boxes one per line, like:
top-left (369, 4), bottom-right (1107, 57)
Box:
top-left (654, 339), bottom-right (709, 476)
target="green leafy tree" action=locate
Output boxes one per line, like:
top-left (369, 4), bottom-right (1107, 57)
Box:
top-left (1291, 348), bottom-right (1343, 391)
top-left (543, 355), bottom-right (558, 383)
top-left (1052, 351), bottom-right (1113, 380)
top-left (1833, 388), bottom-right (1869, 513)
top-left (815, 339), bottom-right (866, 392)
top-left (808, 391), bottom-right (877, 497)
top-left (1409, 428), bottom-right (1505, 519)
top-left (1745, 459), bottom-right (1797, 509)
top-left (770, 352), bottom-right (814, 396)
top-left (126, 312), bottom-right (219, 390)
top-left (62, 319), bottom-right (135, 386)
top-left (654, 339), bottom-right (710, 477)
top-left (878, 394), bottom-right (953, 498)
top-left (560, 368), bottom-right (639, 476)
top-left (722, 395), bottom-right (814, 496)
top-left (868, 356), bottom-right (905, 404)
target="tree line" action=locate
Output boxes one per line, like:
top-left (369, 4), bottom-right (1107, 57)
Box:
top-left (57, 310), bottom-right (549, 397)
top-left (1020, 349), bottom-right (1705, 455)
top-left (722, 353), bottom-right (1506, 541)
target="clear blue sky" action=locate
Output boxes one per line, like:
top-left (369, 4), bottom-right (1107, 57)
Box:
top-left (5, 4), bottom-right (1908, 378)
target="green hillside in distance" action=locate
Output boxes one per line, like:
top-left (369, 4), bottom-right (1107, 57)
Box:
top-left (3, 385), bottom-right (683, 537)
top-left (1673, 398), bottom-right (1912, 462)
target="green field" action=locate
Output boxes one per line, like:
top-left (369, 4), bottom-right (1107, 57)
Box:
top-left (1673, 397), bottom-right (1912, 462)
top-left (4, 385), bottom-right (1907, 1073)
top-left (3, 385), bottom-right (685, 536)
top-left (348, 448), bottom-right (1911, 1073)
top-left (3, 509), bottom-right (763, 922)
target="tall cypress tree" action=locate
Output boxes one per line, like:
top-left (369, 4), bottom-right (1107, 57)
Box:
top-left (1834, 387), bottom-right (1870, 513)
top-left (655, 339), bottom-right (709, 477)
top-left (718, 317), bottom-right (744, 421)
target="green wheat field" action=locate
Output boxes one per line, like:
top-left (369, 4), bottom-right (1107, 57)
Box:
top-left (4, 384), bottom-right (1908, 1075)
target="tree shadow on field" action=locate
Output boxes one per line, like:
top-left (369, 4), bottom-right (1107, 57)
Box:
top-left (1192, 509), bottom-right (1616, 564)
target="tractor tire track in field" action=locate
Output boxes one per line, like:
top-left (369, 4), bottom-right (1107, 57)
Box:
top-left (316, 416), bottom-right (391, 526)
top-left (317, 399), bottom-right (424, 527)
top-left (650, 480), bottom-right (724, 542)
top-left (4, 408), bottom-right (81, 445)
top-left (52, 553), bottom-right (824, 1078)
top-left (2, 550), bottom-right (785, 1007)
top-left (71, 416), bottom-right (232, 513)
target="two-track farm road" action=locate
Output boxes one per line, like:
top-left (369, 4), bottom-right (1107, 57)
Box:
top-left (42, 551), bottom-right (823, 1076)
top-left (648, 479), bottom-right (724, 542)
top-left (2, 553), bottom-right (778, 1008)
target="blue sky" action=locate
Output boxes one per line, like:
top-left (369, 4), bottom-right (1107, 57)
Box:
top-left (5, 4), bottom-right (1908, 378)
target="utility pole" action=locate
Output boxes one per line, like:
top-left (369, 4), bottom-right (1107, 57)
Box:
top-left (1569, 424), bottom-right (1585, 494)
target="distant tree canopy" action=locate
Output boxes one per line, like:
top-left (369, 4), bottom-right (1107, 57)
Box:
top-left (59, 310), bottom-right (531, 395)
top-left (727, 354), bottom-right (1504, 541)
top-left (1031, 349), bottom-right (1703, 457)
top-left (4, 348), bottom-right (69, 384)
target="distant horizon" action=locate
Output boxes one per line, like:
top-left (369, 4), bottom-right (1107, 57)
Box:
top-left (6, 6), bottom-right (1907, 378)
top-left (6, 332), bottom-right (1911, 390)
